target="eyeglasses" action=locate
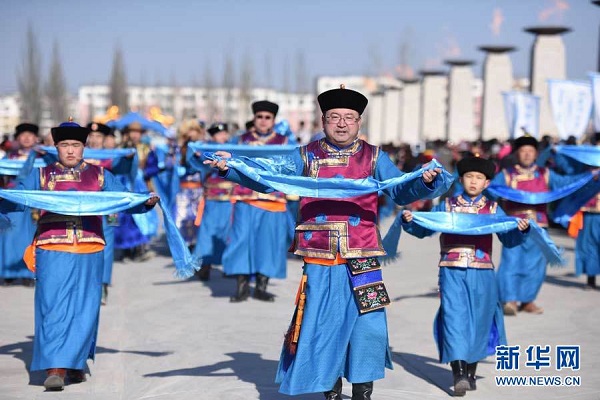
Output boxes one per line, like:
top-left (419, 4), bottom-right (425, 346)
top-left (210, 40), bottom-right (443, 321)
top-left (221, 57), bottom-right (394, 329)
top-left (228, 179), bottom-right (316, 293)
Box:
top-left (255, 114), bottom-right (273, 120)
top-left (325, 114), bottom-right (360, 125)
top-left (57, 142), bottom-right (83, 149)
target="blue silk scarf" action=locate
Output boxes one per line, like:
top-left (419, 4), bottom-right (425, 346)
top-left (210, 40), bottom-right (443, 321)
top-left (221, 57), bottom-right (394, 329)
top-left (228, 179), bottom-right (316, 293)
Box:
top-left (203, 153), bottom-right (454, 199)
top-left (553, 178), bottom-right (600, 227)
top-left (0, 157), bottom-right (46, 176)
top-left (188, 143), bottom-right (299, 158)
top-left (0, 189), bottom-right (199, 278)
top-left (555, 145), bottom-right (600, 167)
top-left (382, 212), bottom-right (564, 266)
top-left (273, 120), bottom-right (298, 145)
top-left (41, 147), bottom-right (155, 235)
top-left (486, 172), bottom-right (594, 204)
top-left (151, 144), bottom-right (181, 217)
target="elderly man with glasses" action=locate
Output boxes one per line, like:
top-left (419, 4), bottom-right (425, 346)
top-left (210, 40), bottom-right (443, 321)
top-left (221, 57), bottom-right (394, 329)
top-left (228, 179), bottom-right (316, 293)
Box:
top-left (206, 87), bottom-right (449, 399)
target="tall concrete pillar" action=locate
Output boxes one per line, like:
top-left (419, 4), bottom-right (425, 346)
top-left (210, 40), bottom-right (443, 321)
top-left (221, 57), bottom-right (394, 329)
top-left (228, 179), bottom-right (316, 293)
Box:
top-left (382, 87), bottom-right (401, 144)
top-left (445, 60), bottom-right (477, 142)
top-left (524, 26), bottom-right (571, 136)
top-left (367, 91), bottom-right (384, 145)
top-left (479, 46), bottom-right (516, 142)
top-left (419, 70), bottom-right (447, 142)
top-left (399, 78), bottom-right (421, 145)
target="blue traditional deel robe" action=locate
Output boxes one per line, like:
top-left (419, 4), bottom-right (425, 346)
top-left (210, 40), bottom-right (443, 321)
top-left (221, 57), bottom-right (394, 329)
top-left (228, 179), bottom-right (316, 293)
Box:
top-left (14, 165), bottom-right (151, 371)
top-left (0, 212), bottom-right (10, 231)
top-left (115, 144), bottom-right (158, 250)
top-left (172, 146), bottom-right (203, 246)
top-left (378, 194), bottom-right (395, 220)
top-left (152, 143), bottom-right (182, 223)
top-left (0, 151), bottom-right (38, 280)
top-left (221, 140), bottom-right (450, 395)
top-left (402, 195), bottom-right (525, 364)
top-left (551, 151), bottom-right (600, 278)
top-left (175, 172), bottom-right (202, 246)
top-left (188, 141), bottom-right (301, 265)
top-left (575, 212), bottom-right (600, 277)
top-left (0, 200), bottom-right (36, 279)
top-left (193, 199), bottom-right (232, 265)
top-left (83, 155), bottom-right (135, 285)
top-left (102, 219), bottom-right (115, 284)
top-left (222, 201), bottom-right (289, 278)
top-left (153, 142), bottom-right (201, 246)
top-left (490, 168), bottom-right (583, 303)
top-left (219, 132), bottom-right (292, 280)
top-left (186, 150), bottom-right (232, 265)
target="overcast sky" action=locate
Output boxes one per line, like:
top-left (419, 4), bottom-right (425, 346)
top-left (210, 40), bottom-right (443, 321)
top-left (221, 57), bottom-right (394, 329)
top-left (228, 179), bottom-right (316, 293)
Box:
top-left (1, 0), bottom-right (598, 93)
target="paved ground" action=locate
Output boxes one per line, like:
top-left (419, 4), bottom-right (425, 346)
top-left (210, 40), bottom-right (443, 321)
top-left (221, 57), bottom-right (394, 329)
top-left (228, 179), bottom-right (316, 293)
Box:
top-left (1, 221), bottom-right (599, 400)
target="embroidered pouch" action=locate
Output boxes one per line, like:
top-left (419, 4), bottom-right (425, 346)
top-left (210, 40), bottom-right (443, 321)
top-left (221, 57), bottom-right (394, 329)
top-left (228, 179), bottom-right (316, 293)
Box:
top-left (354, 281), bottom-right (390, 313)
top-left (347, 257), bottom-right (380, 275)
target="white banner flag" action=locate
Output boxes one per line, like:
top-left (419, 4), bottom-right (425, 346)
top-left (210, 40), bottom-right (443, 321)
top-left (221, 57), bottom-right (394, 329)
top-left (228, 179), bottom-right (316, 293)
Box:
top-left (548, 79), bottom-right (593, 140)
top-left (590, 73), bottom-right (600, 132)
top-left (502, 91), bottom-right (540, 139)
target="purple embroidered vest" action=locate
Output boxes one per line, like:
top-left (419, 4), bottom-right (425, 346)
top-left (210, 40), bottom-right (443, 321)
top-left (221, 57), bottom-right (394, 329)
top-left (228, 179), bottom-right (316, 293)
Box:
top-left (291, 139), bottom-right (384, 259)
top-left (439, 195), bottom-right (497, 269)
top-left (36, 162), bottom-right (105, 246)
top-left (204, 171), bottom-right (236, 201)
top-left (581, 193), bottom-right (600, 213)
top-left (502, 165), bottom-right (549, 226)
top-left (232, 130), bottom-right (288, 201)
top-left (8, 149), bottom-right (31, 160)
top-left (85, 158), bottom-right (113, 169)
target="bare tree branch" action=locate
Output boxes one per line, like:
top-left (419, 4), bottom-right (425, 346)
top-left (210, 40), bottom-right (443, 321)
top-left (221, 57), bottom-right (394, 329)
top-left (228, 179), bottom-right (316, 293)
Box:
top-left (46, 40), bottom-right (68, 125)
top-left (295, 49), bottom-right (308, 93)
top-left (17, 24), bottom-right (42, 124)
top-left (222, 54), bottom-right (235, 121)
top-left (239, 52), bottom-right (254, 124)
top-left (109, 45), bottom-right (128, 113)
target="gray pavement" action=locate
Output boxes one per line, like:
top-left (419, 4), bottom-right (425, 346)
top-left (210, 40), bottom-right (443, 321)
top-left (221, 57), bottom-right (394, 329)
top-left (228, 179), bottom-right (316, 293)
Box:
top-left (1, 222), bottom-right (599, 399)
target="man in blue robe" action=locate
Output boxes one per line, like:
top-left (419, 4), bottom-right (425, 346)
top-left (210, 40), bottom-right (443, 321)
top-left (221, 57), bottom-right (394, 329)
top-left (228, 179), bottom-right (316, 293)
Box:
top-left (205, 86), bottom-right (450, 399)
top-left (0, 123), bottom-right (40, 286)
top-left (491, 135), bottom-right (588, 315)
top-left (9, 121), bottom-right (158, 391)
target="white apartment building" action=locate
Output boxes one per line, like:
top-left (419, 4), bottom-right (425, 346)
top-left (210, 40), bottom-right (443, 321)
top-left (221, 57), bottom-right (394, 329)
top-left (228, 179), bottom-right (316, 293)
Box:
top-left (0, 95), bottom-right (20, 137)
top-left (0, 94), bottom-right (77, 138)
top-left (1, 75), bottom-right (525, 142)
top-left (77, 85), bottom-right (315, 132)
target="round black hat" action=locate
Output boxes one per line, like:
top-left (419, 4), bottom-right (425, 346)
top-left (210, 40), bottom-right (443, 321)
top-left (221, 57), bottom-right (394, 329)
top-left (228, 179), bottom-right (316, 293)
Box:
top-left (207, 122), bottom-right (229, 136)
top-left (512, 135), bottom-right (539, 152)
top-left (15, 123), bottom-right (39, 138)
top-left (457, 156), bottom-right (496, 179)
top-left (87, 122), bottom-right (114, 136)
top-left (51, 121), bottom-right (90, 144)
top-left (317, 85), bottom-right (368, 115)
top-left (252, 100), bottom-right (279, 116)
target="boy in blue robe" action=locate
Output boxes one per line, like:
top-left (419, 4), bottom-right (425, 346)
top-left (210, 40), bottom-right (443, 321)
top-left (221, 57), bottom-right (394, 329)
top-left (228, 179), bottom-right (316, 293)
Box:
top-left (402, 156), bottom-right (529, 396)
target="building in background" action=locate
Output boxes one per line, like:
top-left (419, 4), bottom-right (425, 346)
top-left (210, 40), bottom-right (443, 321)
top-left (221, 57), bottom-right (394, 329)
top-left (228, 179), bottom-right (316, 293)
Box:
top-left (0, 73), bottom-right (540, 145)
top-left (0, 93), bottom-right (77, 138)
top-left (77, 85), bottom-right (314, 133)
